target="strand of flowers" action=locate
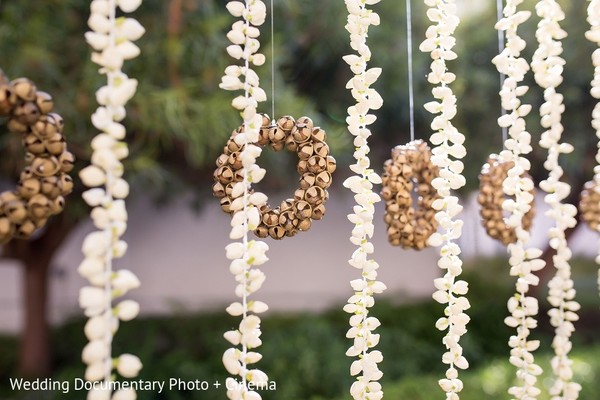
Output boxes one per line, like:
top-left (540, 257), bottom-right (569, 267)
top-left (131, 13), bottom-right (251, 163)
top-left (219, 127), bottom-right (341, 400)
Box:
top-left (419, 1), bottom-right (470, 398)
top-left (78, 1), bottom-right (145, 400)
top-left (494, 2), bottom-right (546, 399)
top-left (532, 2), bottom-right (582, 399)
top-left (342, 2), bottom-right (386, 400)
top-left (219, 2), bottom-right (270, 399)
top-left (586, 0), bottom-right (600, 300)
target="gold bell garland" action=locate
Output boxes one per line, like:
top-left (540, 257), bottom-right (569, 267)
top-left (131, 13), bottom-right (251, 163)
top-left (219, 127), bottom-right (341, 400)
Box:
top-left (213, 114), bottom-right (336, 240)
top-left (381, 140), bottom-right (440, 250)
top-left (0, 69), bottom-right (74, 244)
top-left (478, 155), bottom-right (535, 246)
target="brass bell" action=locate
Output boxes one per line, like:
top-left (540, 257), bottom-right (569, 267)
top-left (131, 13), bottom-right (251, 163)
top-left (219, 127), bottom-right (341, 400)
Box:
top-left (59, 175), bottom-right (74, 195)
top-left (58, 152), bottom-right (75, 173)
top-left (32, 156), bottom-right (61, 177)
top-left (15, 219), bottom-right (36, 239)
top-left (45, 133), bottom-right (66, 156)
top-left (17, 178), bottom-right (41, 199)
top-left (35, 91), bottom-right (54, 114)
top-left (277, 116), bottom-right (295, 132)
top-left (28, 194), bottom-right (51, 220)
top-left (14, 102), bottom-right (41, 125)
top-left (11, 78), bottom-right (37, 101)
top-left (5, 200), bottom-right (28, 224)
top-left (24, 134), bottom-right (46, 155)
top-left (40, 176), bottom-right (61, 198)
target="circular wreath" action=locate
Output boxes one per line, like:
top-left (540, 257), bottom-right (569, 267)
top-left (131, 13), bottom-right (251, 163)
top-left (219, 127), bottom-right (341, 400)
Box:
top-left (381, 140), bottom-right (440, 250)
top-left (579, 180), bottom-right (600, 231)
top-left (0, 69), bottom-right (74, 244)
top-left (213, 114), bottom-right (336, 240)
top-left (478, 154), bottom-right (535, 245)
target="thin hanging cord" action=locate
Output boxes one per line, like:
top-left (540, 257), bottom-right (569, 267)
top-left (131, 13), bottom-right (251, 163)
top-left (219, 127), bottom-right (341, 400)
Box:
top-left (271, 0), bottom-right (275, 121)
top-left (497, 0), bottom-right (508, 145)
top-left (406, 0), bottom-right (415, 142)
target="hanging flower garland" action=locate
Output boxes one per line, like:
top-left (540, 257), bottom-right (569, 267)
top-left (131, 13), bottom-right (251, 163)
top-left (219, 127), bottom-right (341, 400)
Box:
top-left (419, 1), bottom-right (470, 398)
top-left (78, 0), bottom-right (144, 399)
top-left (585, 0), bottom-right (600, 300)
top-left (219, 1), bottom-right (270, 399)
top-left (493, 2), bottom-right (546, 399)
top-left (532, 1), bottom-right (581, 399)
top-left (342, 1), bottom-right (386, 399)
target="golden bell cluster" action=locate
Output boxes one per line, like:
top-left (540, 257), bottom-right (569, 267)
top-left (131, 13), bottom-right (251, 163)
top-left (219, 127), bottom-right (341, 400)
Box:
top-left (478, 155), bottom-right (535, 245)
top-left (0, 70), bottom-right (74, 244)
top-left (213, 115), bottom-right (336, 240)
top-left (579, 180), bottom-right (600, 231)
top-left (381, 140), bottom-right (440, 250)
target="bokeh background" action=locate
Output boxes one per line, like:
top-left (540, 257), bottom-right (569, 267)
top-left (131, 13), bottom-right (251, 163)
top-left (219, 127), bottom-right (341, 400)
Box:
top-left (0, 0), bottom-right (599, 399)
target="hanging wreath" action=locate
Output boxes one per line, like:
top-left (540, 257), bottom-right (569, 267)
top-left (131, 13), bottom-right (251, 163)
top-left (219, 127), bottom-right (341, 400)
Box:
top-left (580, 181), bottom-right (600, 229)
top-left (478, 155), bottom-right (535, 245)
top-left (0, 70), bottom-right (74, 244)
top-left (381, 140), bottom-right (440, 250)
top-left (213, 114), bottom-right (336, 240)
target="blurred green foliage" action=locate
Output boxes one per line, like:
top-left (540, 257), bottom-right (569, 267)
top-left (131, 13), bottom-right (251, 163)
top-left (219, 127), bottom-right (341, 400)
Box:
top-left (1, 257), bottom-right (598, 399)
top-left (1, 0), bottom-right (597, 199)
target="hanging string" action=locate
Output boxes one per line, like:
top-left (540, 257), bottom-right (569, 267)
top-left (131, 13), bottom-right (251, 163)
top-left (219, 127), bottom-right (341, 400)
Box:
top-left (271, 0), bottom-right (275, 121)
top-left (406, 0), bottom-right (415, 142)
top-left (496, 0), bottom-right (508, 145)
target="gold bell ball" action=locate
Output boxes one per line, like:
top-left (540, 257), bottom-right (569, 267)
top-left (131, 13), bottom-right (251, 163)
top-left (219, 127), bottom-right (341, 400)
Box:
top-left (579, 180), bottom-right (600, 231)
top-left (381, 139), bottom-right (441, 250)
top-left (477, 154), bottom-right (535, 246)
top-left (212, 114), bottom-right (336, 240)
top-left (0, 69), bottom-right (74, 244)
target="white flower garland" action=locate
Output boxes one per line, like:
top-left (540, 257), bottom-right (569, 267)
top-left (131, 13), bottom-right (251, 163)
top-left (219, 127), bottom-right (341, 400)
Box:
top-left (587, 0), bottom-right (600, 300)
top-left (78, 1), bottom-right (144, 399)
top-left (532, 1), bottom-right (582, 399)
top-left (419, 1), bottom-right (469, 398)
top-left (494, 2), bottom-right (546, 399)
top-left (342, 1), bottom-right (386, 399)
top-left (219, 1), bottom-right (270, 399)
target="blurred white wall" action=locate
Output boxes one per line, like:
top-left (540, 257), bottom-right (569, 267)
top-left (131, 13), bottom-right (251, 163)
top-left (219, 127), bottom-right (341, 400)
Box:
top-left (1, 189), bottom-right (598, 334)
top-left (0, 191), bottom-right (442, 334)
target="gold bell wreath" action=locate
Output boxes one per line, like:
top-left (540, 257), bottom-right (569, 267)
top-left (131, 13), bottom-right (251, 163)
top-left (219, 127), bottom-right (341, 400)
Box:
top-left (213, 114), bottom-right (336, 240)
top-left (579, 180), bottom-right (600, 230)
top-left (478, 154), bottom-right (535, 245)
top-left (381, 140), bottom-right (440, 250)
top-left (0, 69), bottom-right (74, 244)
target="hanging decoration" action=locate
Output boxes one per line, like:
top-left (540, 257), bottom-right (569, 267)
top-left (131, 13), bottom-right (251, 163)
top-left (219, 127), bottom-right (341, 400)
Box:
top-left (584, 0), bottom-right (600, 299)
top-left (478, 155), bottom-right (535, 245)
top-left (0, 70), bottom-right (74, 243)
top-left (213, 114), bottom-right (336, 240)
top-left (342, 1), bottom-right (386, 399)
top-left (532, 1), bottom-right (582, 399)
top-left (381, 140), bottom-right (440, 250)
top-left (493, 2), bottom-right (546, 399)
top-left (419, 0), bottom-right (470, 398)
top-left (218, 1), bottom-right (272, 399)
top-left (78, 0), bottom-right (145, 399)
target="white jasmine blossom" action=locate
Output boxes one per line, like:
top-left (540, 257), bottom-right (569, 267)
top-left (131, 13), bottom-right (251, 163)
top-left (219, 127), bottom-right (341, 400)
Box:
top-left (494, 2), bottom-right (546, 399)
top-left (343, 1), bottom-right (385, 399)
top-left (220, 1), bottom-right (269, 399)
top-left (533, 2), bottom-right (581, 399)
top-left (79, 1), bottom-right (144, 398)
top-left (420, 1), bottom-right (469, 398)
